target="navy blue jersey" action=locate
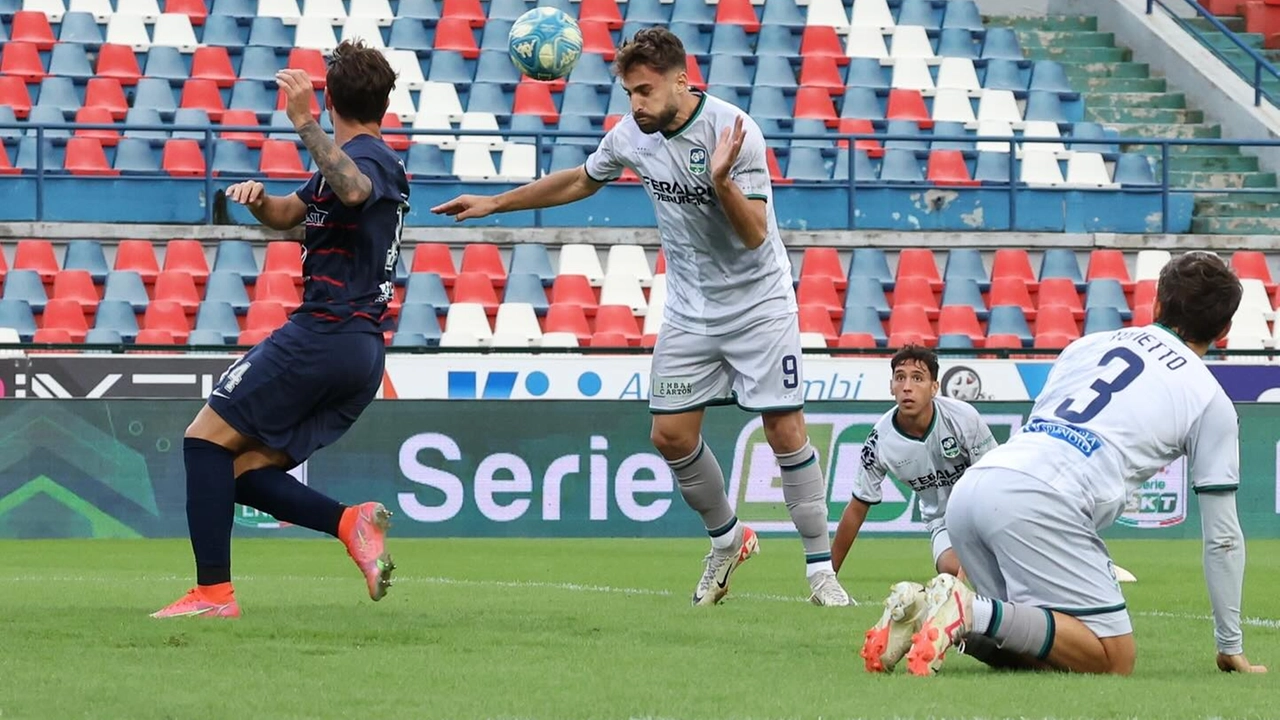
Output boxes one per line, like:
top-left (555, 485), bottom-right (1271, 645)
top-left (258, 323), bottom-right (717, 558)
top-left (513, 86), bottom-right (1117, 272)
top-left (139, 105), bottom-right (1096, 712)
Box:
top-left (292, 134), bottom-right (409, 334)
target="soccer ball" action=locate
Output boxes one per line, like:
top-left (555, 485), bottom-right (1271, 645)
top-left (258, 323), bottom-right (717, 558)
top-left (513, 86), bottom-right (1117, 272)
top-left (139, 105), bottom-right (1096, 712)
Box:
top-left (508, 7), bottom-right (583, 81)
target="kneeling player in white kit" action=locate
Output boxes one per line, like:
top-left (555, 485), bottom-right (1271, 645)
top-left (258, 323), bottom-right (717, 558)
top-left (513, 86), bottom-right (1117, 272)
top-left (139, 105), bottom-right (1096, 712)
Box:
top-left (827, 346), bottom-right (997, 671)
top-left (888, 252), bottom-right (1266, 676)
top-left (431, 28), bottom-right (850, 607)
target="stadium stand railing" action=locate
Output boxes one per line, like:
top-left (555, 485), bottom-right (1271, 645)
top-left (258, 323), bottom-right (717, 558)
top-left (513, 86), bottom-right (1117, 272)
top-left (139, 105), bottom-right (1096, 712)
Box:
top-left (1146, 0), bottom-right (1280, 107)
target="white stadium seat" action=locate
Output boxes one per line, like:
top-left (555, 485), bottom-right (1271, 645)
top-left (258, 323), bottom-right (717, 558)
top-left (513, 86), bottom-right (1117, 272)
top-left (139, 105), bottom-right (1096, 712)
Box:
top-left (341, 16), bottom-right (387, 49)
top-left (303, 0), bottom-right (347, 23)
top-left (24, 0), bottom-right (66, 23)
top-left (605, 245), bottom-right (654, 287)
top-left (151, 14), bottom-right (199, 52)
top-left (1228, 306), bottom-right (1271, 349)
top-left (1019, 151), bottom-right (1064, 186)
top-left (116, 0), bottom-right (161, 21)
top-left (460, 111), bottom-right (504, 149)
top-left (975, 119), bottom-right (1014, 153)
top-left (845, 28), bottom-right (889, 61)
top-left (418, 82), bottom-right (465, 122)
top-left (451, 142), bottom-right (500, 181)
top-left (891, 57), bottom-right (934, 93)
top-left (388, 81), bottom-right (419, 122)
top-left (539, 332), bottom-right (581, 348)
top-left (1064, 152), bottom-right (1115, 188)
top-left (889, 26), bottom-right (935, 62)
top-left (977, 90), bottom-right (1023, 126)
top-left (258, 0), bottom-right (303, 24)
top-left (936, 58), bottom-right (981, 95)
top-left (383, 49), bottom-right (426, 90)
top-left (1134, 250), bottom-right (1171, 281)
top-left (1239, 278), bottom-right (1275, 321)
top-left (806, 0), bottom-right (850, 32)
top-left (850, 0), bottom-right (894, 30)
top-left (642, 274), bottom-right (667, 336)
top-left (295, 15), bottom-right (340, 52)
top-left (931, 89), bottom-right (976, 124)
top-left (349, 0), bottom-right (395, 26)
top-left (69, 0), bottom-right (113, 23)
top-left (558, 244), bottom-right (606, 286)
top-left (445, 302), bottom-right (494, 343)
top-left (1019, 120), bottom-right (1067, 157)
top-left (412, 113), bottom-right (456, 148)
top-left (105, 14), bottom-right (151, 51)
top-left (494, 302), bottom-right (543, 343)
top-left (438, 330), bottom-right (484, 347)
top-left (498, 143), bottom-right (538, 182)
top-left (599, 272), bottom-right (648, 315)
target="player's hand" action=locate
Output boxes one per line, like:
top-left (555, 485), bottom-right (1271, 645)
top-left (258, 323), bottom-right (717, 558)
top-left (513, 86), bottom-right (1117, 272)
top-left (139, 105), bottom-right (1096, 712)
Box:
top-left (1217, 652), bottom-right (1267, 673)
top-left (710, 115), bottom-right (746, 184)
top-left (276, 69), bottom-right (316, 127)
top-left (226, 181), bottom-right (267, 209)
top-left (431, 195), bottom-right (498, 222)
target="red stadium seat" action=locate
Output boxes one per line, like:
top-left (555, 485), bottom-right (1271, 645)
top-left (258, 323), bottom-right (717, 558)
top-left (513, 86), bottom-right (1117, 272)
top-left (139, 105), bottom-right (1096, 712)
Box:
top-left (460, 243), bottom-right (507, 288)
top-left (1033, 332), bottom-right (1074, 350)
top-left (0, 144), bottom-right (17, 176)
top-left (892, 276), bottom-right (940, 318)
top-left (1133, 279), bottom-right (1156, 318)
top-left (513, 80), bottom-right (559, 124)
top-left (41, 299), bottom-right (88, 342)
top-left (937, 305), bottom-right (983, 344)
top-left (452, 271), bottom-right (499, 314)
top-left (837, 332), bottom-right (878, 349)
top-left (715, 0), bottom-right (760, 32)
top-left (276, 85), bottom-right (320, 119)
top-left (259, 139), bottom-right (311, 179)
top-left (654, 249), bottom-right (666, 275)
top-left (794, 87), bottom-right (837, 125)
top-left (1233, 250), bottom-right (1275, 293)
top-left (766, 147), bottom-right (791, 185)
top-left (594, 304), bottom-right (641, 345)
top-left (84, 78), bottom-right (129, 120)
top-left (580, 21), bottom-right (618, 60)
top-left (888, 305), bottom-right (937, 345)
top-left (166, 0), bottom-right (209, 25)
top-left (381, 113), bottom-right (411, 151)
top-left (800, 26), bottom-right (845, 62)
top-left (287, 48), bottom-right (328, 89)
top-left (181, 79), bottom-right (226, 122)
top-left (263, 241), bottom-right (304, 279)
top-left (797, 275), bottom-right (843, 319)
top-left (799, 304), bottom-right (838, 343)
top-left (927, 150), bottom-right (978, 186)
top-left (163, 139), bottom-right (206, 177)
top-left (579, 0), bottom-right (624, 29)
top-left (888, 331), bottom-right (929, 348)
top-left (800, 247), bottom-right (847, 289)
top-left (991, 249), bottom-right (1037, 291)
top-left (238, 327), bottom-right (274, 346)
top-left (0, 42), bottom-right (45, 83)
top-left (74, 106), bottom-right (120, 148)
top-left (988, 277), bottom-right (1037, 319)
top-left (412, 244), bottom-right (457, 286)
top-left (836, 118), bottom-right (884, 158)
top-left (895, 248), bottom-right (942, 290)
top-left (154, 270), bottom-right (201, 315)
top-left (143, 300), bottom-right (192, 343)
top-left (1034, 304), bottom-right (1079, 339)
top-left (245, 301), bottom-right (288, 333)
top-left (254, 271), bottom-right (302, 311)
top-left (10, 12), bottom-right (56, 51)
top-left (163, 240), bottom-right (210, 287)
top-left (33, 327), bottom-right (75, 345)
top-left (115, 239), bottom-right (161, 284)
top-left (551, 274), bottom-right (598, 315)
top-left (191, 46), bottom-right (237, 88)
top-left (220, 109), bottom-right (266, 149)
top-left (984, 333), bottom-right (1023, 350)
top-left (52, 270), bottom-right (98, 312)
top-left (589, 331), bottom-right (629, 347)
top-left (1037, 278), bottom-right (1084, 319)
top-left (64, 138), bottom-right (119, 177)
top-left (799, 56), bottom-right (843, 95)
top-left (1132, 302), bottom-right (1154, 327)
top-left (442, 0), bottom-right (487, 27)
top-left (14, 239), bottom-right (59, 283)
top-left (887, 89), bottom-right (932, 128)
top-left (0, 77), bottom-right (33, 118)
top-left (135, 328), bottom-right (179, 346)
top-left (96, 44), bottom-right (142, 86)
top-left (545, 303), bottom-right (592, 342)
top-left (685, 55), bottom-right (706, 91)
top-left (1086, 249), bottom-right (1134, 292)
top-left (0, 245), bottom-right (8, 283)
top-left (433, 17), bottom-right (482, 58)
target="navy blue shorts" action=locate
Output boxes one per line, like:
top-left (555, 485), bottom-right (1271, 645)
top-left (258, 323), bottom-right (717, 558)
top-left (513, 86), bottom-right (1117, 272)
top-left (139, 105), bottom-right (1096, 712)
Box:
top-left (208, 321), bottom-right (384, 466)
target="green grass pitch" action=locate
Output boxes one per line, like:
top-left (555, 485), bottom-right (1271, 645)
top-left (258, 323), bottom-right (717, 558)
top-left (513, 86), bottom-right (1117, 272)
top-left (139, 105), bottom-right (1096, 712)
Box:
top-left (2, 537), bottom-right (1278, 720)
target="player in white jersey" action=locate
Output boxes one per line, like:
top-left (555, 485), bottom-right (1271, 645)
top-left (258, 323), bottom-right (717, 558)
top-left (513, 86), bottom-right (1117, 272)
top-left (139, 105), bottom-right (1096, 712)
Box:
top-left (888, 252), bottom-right (1266, 676)
top-left (431, 29), bottom-right (850, 607)
top-left (828, 346), bottom-right (996, 672)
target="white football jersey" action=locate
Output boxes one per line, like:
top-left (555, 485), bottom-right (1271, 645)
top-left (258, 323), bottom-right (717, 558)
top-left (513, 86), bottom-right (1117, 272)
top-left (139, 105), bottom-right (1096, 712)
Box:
top-left (584, 92), bottom-right (796, 335)
top-left (854, 396), bottom-right (998, 530)
top-left (971, 324), bottom-right (1240, 529)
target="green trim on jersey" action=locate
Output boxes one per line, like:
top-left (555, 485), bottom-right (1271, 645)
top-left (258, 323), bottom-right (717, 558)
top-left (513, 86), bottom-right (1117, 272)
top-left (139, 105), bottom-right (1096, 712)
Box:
top-left (891, 401), bottom-right (937, 443)
top-left (662, 93), bottom-right (707, 140)
top-left (744, 193), bottom-right (769, 201)
top-left (583, 164), bottom-right (613, 184)
top-left (1193, 484), bottom-right (1240, 494)
top-left (1151, 322), bottom-right (1187, 346)
top-left (1047, 602), bottom-right (1127, 616)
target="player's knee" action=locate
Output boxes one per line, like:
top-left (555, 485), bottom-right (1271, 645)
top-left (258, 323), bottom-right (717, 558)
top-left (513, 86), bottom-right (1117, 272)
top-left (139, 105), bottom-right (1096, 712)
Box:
top-left (650, 424), bottom-right (699, 459)
top-left (761, 410), bottom-right (807, 453)
top-left (936, 550), bottom-right (962, 576)
top-left (1101, 636), bottom-right (1137, 676)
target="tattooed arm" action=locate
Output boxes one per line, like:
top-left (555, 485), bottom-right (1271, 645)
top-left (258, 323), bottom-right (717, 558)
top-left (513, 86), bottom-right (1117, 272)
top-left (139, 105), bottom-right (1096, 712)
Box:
top-left (277, 69), bottom-right (373, 208)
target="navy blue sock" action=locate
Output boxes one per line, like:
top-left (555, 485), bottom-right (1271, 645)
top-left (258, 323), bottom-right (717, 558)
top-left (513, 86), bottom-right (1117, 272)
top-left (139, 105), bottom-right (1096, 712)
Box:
top-left (184, 437), bottom-right (236, 587)
top-left (235, 467), bottom-right (346, 538)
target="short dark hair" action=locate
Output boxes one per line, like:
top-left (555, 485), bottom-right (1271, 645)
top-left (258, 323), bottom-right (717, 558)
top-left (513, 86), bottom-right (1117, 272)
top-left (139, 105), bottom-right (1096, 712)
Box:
top-left (613, 27), bottom-right (687, 77)
top-left (1154, 251), bottom-right (1242, 344)
top-left (891, 345), bottom-right (939, 381)
top-left (326, 40), bottom-right (397, 124)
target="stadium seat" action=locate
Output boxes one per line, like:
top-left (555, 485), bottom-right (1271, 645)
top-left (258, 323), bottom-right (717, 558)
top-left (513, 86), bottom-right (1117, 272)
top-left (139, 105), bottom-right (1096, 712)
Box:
top-left (976, 90), bottom-right (1022, 125)
top-left (892, 276), bottom-right (940, 319)
top-left (64, 137), bottom-right (118, 176)
top-left (798, 276), bottom-right (842, 319)
top-left (33, 326), bottom-right (77, 346)
top-left (787, 147), bottom-right (830, 181)
top-left (937, 28), bottom-right (979, 59)
top-left (1039, 248), bottom-right (1085, 290)
top-left (61, 241), bottom-right (108, 284)
top-left (895, 248), bottom-right (942, 291)
top-left (1037, 278), bottom-right (1084, 320)
top-left (938, 305), bottom-right (983, 344)
top-left (892, 57), bottom-right (935, 93)
top-left (38, 297), bottom-right (86, 342)
top-left (1134, 250), bottom-right (1170, 282)
top-left (168, 0), bottom-right (209, 24)
top-left (1132, 279), bottom-right (1156, 319)
top-left (341, 16), bottom-right (387, 49)
top-left (848, 248), bottom-right (893, 289)
top-left (936, 57), bottom-right (981, 95)
top-left (551, 274), bottom-right (598, 315)
top-left (593, 304), bottom-right (640, 345)
top-left (73, 107), bottom-right (120, 148)
top-left (258, 242), bottom-right (301, 282)
top-left (218, 109), bottom-right (265, 149)
top-left (844, 275), bottom-right (890, 319)
top-left (244, 300), bottom-right (288, 335)
top-left (797, 304), bottom-right (837, 344)
top-left (49, 42), bottom-right (94, 81)
top-left (189, 46), bottom-right (237, 89)
top-left (988, 277), bottom-right (1036, 319)
top-left (95, 44), bottom-right (141, 86)
top-left (981, 27), bottom-right (1023, 60)
top-left (926, 150), bottom-right (977, 186)
top-left (2, 42), bottom-right (46, 83)
top-left (599, 273), bottom-right (648, 315)
top-left (538, 304), bottom-right (587, 343)
top-left (105, 13), bottom-right (151, 50)
top-left (491, 307), bottom-right (541, 347)
top-left (103, 270), bottom-right (149, 312)
top-left (1082, 306), bottom-right (1123, 335)
top-left (887, 305), bottom-right (936, 346)
top-left (250, 272), bottom-right (300, 312)
top-left (451, 272), bottom-right (499, 315)
top-left (111, 241), bottom-right (159, 288)
top-left (1113, 154), bottom-right (1158, 187)
top-left (1020, 120), bottom-right (1067, 157)
top-left (932, 90), bottom-right (977, 126)
top-left (838, 304), bottom-right (886, 345)
top-left (503, 273), bottom-right (549, 315)
top-left (503, 245), bottom-right (555, 289)
top-left (260, 139), bottom-right (310, 179)
top-left (154, 270), bottom-right (201, 315)
top-left (985, 305), bottom-right (1030, 346)
top-left (989, 248), bottom-right (1034, 290)
top-left (1085, 250), bottom-right (1134, 292)
top-left (1239, 278), bottom-right (1274, 321)
top-left (258, 0), bottom-right (302, 22)
top-left (1034, 304), bottom-right (1079, 341)
top-left (1085, 279), bottom-right (1131, 321)
top-left (457, 244), bottom-right (506, 289)
top-left (938, 279), bottom-right (986, 321)
top-left (885, 89), bottom-right (932, 128)
top-left (559, 244), bottom-right (606, 286)
top-left (1232, 251), bottom-right (1275, 293)
top-left (404, 272), bottom-right (451, 311)
top-left (395, 303), bottom-right (443, 344)
top-left (11, 11), bottom-right (56, 49)
top-left (441, 303), bottom-right (492, 345)
top-left (212, 241), bottom-right (258, 283)
top-left (411, 244), bottom-right (457, 286)
top-left (1020, 150), bottom-right (1064, 186)
top-left (941, 248), bottom-right (988, 291)
top-left (0, 298), bottom-right (37, 341)
top-left (118, 0), bottom-right (161, 20)
top-left (797, 248), bottom-right (845, 290)
top-left (13, 239), bottom-right (58, 283)
top-left (200, 273), bottom-right (250, 319)
top-left (4, 269), bottom-right (47, 312)
top-left (880, 147), bottom-right (925, 182)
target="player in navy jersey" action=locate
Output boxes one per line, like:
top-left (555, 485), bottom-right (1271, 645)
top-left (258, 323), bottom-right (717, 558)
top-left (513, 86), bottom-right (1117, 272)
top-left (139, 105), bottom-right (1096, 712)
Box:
top-left (153, 40), bottom-right (409, 619)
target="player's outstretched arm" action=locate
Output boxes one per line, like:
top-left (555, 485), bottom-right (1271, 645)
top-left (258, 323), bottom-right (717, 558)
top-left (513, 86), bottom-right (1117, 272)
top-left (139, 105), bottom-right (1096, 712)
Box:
top-left (431, 167), bottom-right (606, 222)
top-left (226, 181), bottom-right (306, 231)
top-left (278, 69), bottom-right (372, 207)
top-left (832, 499), bottom-right (872, 575)
top-left (1199, 490), bottom-right (1266, 673)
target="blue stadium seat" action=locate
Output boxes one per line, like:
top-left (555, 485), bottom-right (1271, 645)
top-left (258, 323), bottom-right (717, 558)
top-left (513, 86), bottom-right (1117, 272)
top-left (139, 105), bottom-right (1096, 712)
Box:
top-left (406, 144), bottom-right (450, 177)
top-left (395, 252), bottom-right (409, 287)
top-left (63, 240), bottom-right (109, 282)
top-left (49, 42), bottom-right (94, 80)
top-left (212, 139), bottom-right (255, 176)
top-left (188, 328), bottom-right (229, 345)
top-left (755, 56), bottom-right (798, 89)
top-left (466, 82), bottom-right (512, 116)
top-left (4, 269), bottom-right (47, 312)
top-left (547, 144), bottom-right (587, 173)
top-left (981, 28), bottom-right (1024, 61)
top-left (59, 12), bottom-right (103, 46)
top-left (93, 299), bottom-right (139, 342)
top-left (539, 0), bottom-right (574, 15)
top-left (982, 59), bottom-right (1028, 92)
top-left (710, 24), bottom-right (753, 57)
top-left (671, 0), bottom-right (715, 26)
top-left (786, 147), bottom-right (829, 182)
top-left (845, 58), bottom-right (889, 89)
top-left (211, 0), bottom-right (256, 20)
top-left (834, 148), bottom-right (878, 182)
top-left (212, 241), bottom-right (259, 283)
top-left (508, 113), bottom-right (547, 143)
top-left (1039, 248), bottom-right (1085, 289)
top-left (228, 80), bottom-right (274, 116)
top-left (560, 83), bottom-right (606, 118)
top-left (508, 246), bottom-right (556, 286)
top-left (85, 328), bottom-right (124, 344)
top-left (390, 332), bottom-right (432, 348)
top-left (474, 21), bottom-right (511, 53)
top-left (398, 0), bottom-right (441, 21)
top-left (937, 333), bottom-right (975, 349)
top-left (556, 115), bottom-right (601, 147)
top-left (974, 151), bottom-right (1010, 184)
top-left (942, 0), bottom-right (984, 30)
top-left (884, 120), bottom-right (928, 152)
top-left (397, 303), bottom-right (444, 341)
top-left (391, 17), bottom-right (434, 53)
top-left (201, 15), bottom-right (250, 47)
top-left (0, 299), bottom-right (37, 341)
top-left (708, 55), bottom-right (754, 89)
top-left (104, 271), bottom-right (149, 312)
top-left (840, 87), bottom-right (884, 119)
top-left (489, 0), bottom-right (532, 21)
top-left (748, 87), bottom-right (792, 120)
top-left (15, 138), bottom-right (62, 172)
top-left (248, 17), bottom-right (291, 47)
top-left (756, 118), bottom-right (787, 149)
top-left (503, 272), bottom-right (550, 314)
top-left (987, 305), bottom-right (1031, 345)
top-left (404, 273), bottom-right (451, 310)
top-left (195, 301), bottom-right (241, 343)
top-left (605, 81), bottom-right (630, 117)
top-left (113, 137), bottom-right (161, 174)
top-left (940, 277), bottom-right (988, 319)
top-left (705, 84), bottom-right (747, 109)
top-left (133, 78), bottom-right (178, 118)
top-left (1069, 122), bottom-right (1119, 156)
top-left (122, 107), bottom-right (167, 144)
top-left (943, 249), bottom-right (989, 291)
top-left (0, 106), bottom-right (18, 141)
top-left (204, 270), bottom-right (251, 313)
top-left (791, 118), bottom-right (834, 149)
top-left (143, 46), bottom-right (189, 85)
top-left (845, 275), bottom-right (891, 319)
top-left (625, 0), bottom-right (672, 24)
top-left (1083, 306), bottom-right (1124, 335)
top-left (840, 305), bottom-right (887, 345)
top-left (475, 51), bottom-right (521, 86)
top-left (670, 23), bottom-right (710, 56)
top-left (930, 121), bottom-right (972, 151)
top-left (1031, 61), bottom-right (1075, 96)
top-left (1114, 153), bottom-right (1157, 186)
top-left (238, 46), bottom-right (283, 84)
top-left (937, 29), bottom-right (979, 60)
top-left (1085, 279), bottom-right (1131, 320)
top-left (848, 248), bottom-right (894, 289)
top-left (27, 106), bottom-right (72, 140)
top-left (171, 108), bottom-right (212, 140)
top-left (568, 53), bottom-right (614, 87)
top-left (898, 0), bottom-right (942, 29)
top-left (428, 50), bottom-right (474, 85)
top-left (756, 25), bottom-right (801, 56)
top-left (1024, 91), bottom-right (1068, 124)
top-left (760, 0), bottom-right (804, 26)
top-left (36, 77), bottom-right (81, 115)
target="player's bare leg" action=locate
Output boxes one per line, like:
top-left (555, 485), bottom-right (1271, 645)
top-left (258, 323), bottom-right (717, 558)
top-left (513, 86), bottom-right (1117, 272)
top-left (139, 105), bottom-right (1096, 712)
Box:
top-left (653, 410), bottom-right (759, 605)
top-left (762, 410), bottom-right (850, 607)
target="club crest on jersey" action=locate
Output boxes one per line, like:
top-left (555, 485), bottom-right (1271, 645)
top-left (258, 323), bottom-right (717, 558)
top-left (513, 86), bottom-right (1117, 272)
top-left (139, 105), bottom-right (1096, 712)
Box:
top-left (688, 147), bottom-right (707, 175)
top-left (941, 436), bottom-right (960, 458)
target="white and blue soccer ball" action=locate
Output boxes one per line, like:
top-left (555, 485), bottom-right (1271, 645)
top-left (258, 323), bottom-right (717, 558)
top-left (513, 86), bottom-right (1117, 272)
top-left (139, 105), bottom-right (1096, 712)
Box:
top-left (508, 7), bottom-right (583, 81)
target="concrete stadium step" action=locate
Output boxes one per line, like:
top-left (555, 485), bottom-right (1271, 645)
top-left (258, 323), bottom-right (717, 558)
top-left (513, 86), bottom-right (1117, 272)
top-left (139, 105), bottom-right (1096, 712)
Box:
top-left (1195, 191), bottom-right (1280, 204)
top-left (1165, 154), bottom-right (1260, 172)
top-left (1191, 215), bottom-right (1280, 233)
top-left (1083, 92), bottom-right (1187, 109)
top-left (1186, 16), bottom-right (1248, 33)
top-left (1060, 61), bottom-right (1151, 79)
top-left (1082, 77), bottom-right (1168, 92)
top-left (1085, 106), bottom-right (1205, 124)
top-left (1168, 170), bottom-right (1277, 188)
top-left (1193, 200), bottom-right (1280, 216)
top-left (1110, 123), bottom-right (1222, 139)
top-left (1029, 46), bottom-right (1130, 62)
top-left (985, 15), bottom-right (1098, 31)
top-left (1016, 30), bottom-right (1117, 48)
top-left (1124, 143), bottom-right (1237, 157)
